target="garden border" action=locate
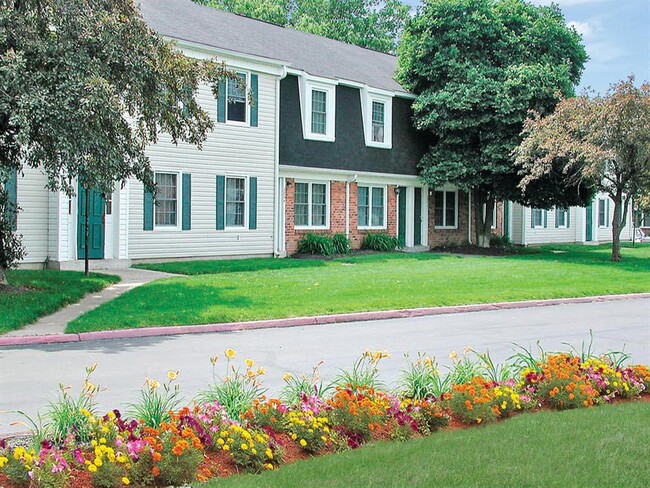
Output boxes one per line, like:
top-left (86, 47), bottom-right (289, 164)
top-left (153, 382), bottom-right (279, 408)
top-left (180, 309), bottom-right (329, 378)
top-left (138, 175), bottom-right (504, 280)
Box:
top-left (1, 292), bottom-right (649, 347)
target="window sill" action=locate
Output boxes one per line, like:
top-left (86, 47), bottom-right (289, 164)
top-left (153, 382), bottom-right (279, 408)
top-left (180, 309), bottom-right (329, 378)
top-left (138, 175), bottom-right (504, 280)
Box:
top-left (434, 226), bottom-right (458, 230)
top-left (304, 133), bottom-right (335, 143)
top-left (365, 141), bottom-right (392, 150)
top-left (225, 120), bottom-right (250, 128)
top-left (295, 226), bottom-right (330, 231)
top-left (358, 225), bottom-right (387, 230)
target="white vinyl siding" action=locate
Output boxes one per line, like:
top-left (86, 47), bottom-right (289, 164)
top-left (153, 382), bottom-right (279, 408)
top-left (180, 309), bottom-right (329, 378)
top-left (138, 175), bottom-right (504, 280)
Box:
top-left (128, 58), bottom-right (277, 260)
top-left (14, 166), bottom-right (50, 263)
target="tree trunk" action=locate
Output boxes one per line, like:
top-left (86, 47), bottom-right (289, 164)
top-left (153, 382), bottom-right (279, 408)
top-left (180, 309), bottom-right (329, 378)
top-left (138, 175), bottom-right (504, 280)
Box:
top-left (474, 188), bottom-right (494, 248)
top-left (610, 191), bottom-right (628, 262)
top-left (0, 266), bottom-right (7, 287)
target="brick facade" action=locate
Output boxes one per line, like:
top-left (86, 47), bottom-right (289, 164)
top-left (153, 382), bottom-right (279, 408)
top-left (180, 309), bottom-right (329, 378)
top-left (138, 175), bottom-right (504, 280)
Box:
top-left (284, 178), bottom-right (398, 255)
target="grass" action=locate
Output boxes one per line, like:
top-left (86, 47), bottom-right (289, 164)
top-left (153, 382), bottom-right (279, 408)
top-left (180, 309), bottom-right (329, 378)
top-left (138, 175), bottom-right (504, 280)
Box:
top-left (66, 243), bottom-right (650, 333)
top-left (132, 257), bottom-right (326, 275)
top-left (204, 401), bottom-right (650, 487)
top-left (0, 270), bottom-right (119, 334)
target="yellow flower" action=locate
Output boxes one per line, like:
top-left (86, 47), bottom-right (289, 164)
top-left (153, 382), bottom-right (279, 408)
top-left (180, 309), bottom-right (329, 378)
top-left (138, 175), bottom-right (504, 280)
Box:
top-left (122, 477), bottom-right (130, 486)
top-left (225, 348), bottom-right (236, 359)
top-left (167, 370), bottom-right (178, 381)
top-left (99, 437), bottom-right (106, 444)
top-left (463, 346), bottom-right (473, 354)
top-left (257, 367), bottom-right (266, 376)
top-left (283, 372), bottom-right (292, 382)
top-left (264, 463), bottom-right (274, 470)
top-left (449, 351), bottom-right (458, 360)
top-left (217, 438), bottom-right (225, 446)
top-left (222, 444), bottom-right (230, 452)
top-left (94, 457), bottom-right (103, 467)
top-left (266, 448), bottom-right (273, 459)
top-left (300, 439), bottom-right (307, 447)
top-left (88, 464), bottom-right (98, 473)
top-left (241, 443), bottom-right (248, 450)
top-left (245, 359), bottom-right (254, 368)
top-left (0, 456), bottom-right (8, 468)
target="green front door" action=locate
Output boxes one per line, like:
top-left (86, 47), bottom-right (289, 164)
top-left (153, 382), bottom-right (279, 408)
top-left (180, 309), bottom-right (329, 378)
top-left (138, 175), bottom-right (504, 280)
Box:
top-left (585, 203), bottom-right (593, 241)
top-left (78, 185), bottom-right (105, 259)
top-left (397, 187), bottom-right (406, 246)
top-left (413, 188), bottom-right (422, 246)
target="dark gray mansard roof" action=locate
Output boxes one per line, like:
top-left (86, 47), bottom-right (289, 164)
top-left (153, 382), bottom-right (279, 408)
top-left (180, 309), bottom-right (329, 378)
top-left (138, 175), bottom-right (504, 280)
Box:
top-left (137, 0), bottom-right (408, 94)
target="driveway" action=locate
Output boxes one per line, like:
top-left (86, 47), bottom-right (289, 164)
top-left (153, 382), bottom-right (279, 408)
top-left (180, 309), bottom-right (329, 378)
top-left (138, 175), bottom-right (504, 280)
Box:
top-left (1, 297), bottom-right (648, 436)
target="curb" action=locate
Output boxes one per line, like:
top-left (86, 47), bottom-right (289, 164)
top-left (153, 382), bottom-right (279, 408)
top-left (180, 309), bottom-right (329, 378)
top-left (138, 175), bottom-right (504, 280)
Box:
top-left (1, 293), bottom-right (649, 347)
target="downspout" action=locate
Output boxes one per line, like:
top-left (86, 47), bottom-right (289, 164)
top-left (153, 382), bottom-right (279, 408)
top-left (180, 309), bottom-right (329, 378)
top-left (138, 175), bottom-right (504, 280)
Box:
top-left (274, 66), bottom-right (288, 257)
top-left (467, 190), bottom-right (472, 245)
top-left (345, 180), bottom-right (350, 239)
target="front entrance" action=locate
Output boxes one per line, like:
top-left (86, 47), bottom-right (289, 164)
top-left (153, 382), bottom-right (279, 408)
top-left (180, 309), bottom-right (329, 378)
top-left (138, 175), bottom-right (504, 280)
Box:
top-left (585, 203), bottom-right (593, 241)
top-left (77, 185), bottom-right (105, 259)
top-left (397, 186), bottom-right (427, 248)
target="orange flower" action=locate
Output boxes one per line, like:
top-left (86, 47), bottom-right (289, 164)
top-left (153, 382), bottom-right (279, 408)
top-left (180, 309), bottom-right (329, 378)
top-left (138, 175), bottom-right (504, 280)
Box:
top-left (152, 466), bottom-right (160, 477)
top-left (152, 452), bottom-right (162, 462)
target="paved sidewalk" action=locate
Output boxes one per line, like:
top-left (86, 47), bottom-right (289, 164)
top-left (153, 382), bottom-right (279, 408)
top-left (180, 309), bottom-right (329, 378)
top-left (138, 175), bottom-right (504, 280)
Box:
top-left (5, 268), bottom-right (179, 337)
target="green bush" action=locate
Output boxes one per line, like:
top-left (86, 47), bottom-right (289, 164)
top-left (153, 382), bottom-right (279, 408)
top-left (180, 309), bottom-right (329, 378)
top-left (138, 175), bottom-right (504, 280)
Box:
top-left (361, 233), bottom-right (400, 251)
top-left (297, 233), bottom-right (335, 256)
top-left (489, 233), bottom-right (512, 247)
top-left (332, 233), bottom-right (351, 254)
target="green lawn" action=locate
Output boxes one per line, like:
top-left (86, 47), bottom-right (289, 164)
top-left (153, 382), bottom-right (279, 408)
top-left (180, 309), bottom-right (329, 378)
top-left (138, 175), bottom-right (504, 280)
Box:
top-left (0, 270), bottom-right (120, 334)
top-left (205, 401), bottom-right (650, 488)
top-left (66, 244), bottom-right (650, 333)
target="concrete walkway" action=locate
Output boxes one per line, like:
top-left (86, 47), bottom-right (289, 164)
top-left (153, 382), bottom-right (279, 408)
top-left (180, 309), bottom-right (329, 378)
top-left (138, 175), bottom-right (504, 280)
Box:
top-left (5, 268), bottom-right (179, 337)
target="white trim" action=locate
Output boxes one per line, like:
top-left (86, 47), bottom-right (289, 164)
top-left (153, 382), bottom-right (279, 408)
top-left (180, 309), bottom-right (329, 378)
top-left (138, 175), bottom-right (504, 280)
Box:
top-left (555, 207), bottom-right (569, 228)
top-left (357, 184), bottom-right (388, 230)
top-left (360, 88), bottom-right (393, 149)
top-left (531, 208), bottom-right (544, 229)
top-left (293, 180), bottom-right (330, 230)
top-left (153, 171), bottom-right (182, 232)
top-left (279, 165), bottom-right (421, 186)
top-left (433, 188), bottom-right (458, 229)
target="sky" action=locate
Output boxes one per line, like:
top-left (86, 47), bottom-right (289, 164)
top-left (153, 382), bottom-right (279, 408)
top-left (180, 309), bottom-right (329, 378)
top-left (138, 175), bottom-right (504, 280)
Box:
top-left (403, 0), bottom-right (650, 95)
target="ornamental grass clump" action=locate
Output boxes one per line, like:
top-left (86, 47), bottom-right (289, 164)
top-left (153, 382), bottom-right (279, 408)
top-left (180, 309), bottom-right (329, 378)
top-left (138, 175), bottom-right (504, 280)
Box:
top-left (280, 361), bottom-right (333, 406)
top-left (398, 353), bottom-right (451, 400)
top-left (127, 372), bottom-right (183, 428)
top-left (197, 349), bottom-right (268, 421)
top-left (334, 350), bottom-right (389, 392)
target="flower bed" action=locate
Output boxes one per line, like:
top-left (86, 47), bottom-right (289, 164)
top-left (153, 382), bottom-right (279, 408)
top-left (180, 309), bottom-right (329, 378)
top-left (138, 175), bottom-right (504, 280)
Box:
top-left (1, 346), bottom-right (648, 487)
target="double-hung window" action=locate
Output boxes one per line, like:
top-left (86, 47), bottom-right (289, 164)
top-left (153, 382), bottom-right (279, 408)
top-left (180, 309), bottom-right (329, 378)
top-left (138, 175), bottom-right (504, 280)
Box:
top-left (155, 173), bottom-right (178, 227)
top-left (434, 190), bottom-right (457, 228)
top-left (358, 185), bottom-right (386, 228)
top-left (227, 72), bottom-right (247, 123)
top-left (531, 208), bottom-right (544, 228)
top-left (294, 182), bottom-right (328, 228)
top-left (311, 90), bottom-right (327, 135)
top-left (598, 198), bottom-right (608, 227)
top-left (555, 207), bottom-right (569, 228)
top-left (226, 177), bottom-right (246, 227)
top-left (371, 101), bottom-right (385, 143)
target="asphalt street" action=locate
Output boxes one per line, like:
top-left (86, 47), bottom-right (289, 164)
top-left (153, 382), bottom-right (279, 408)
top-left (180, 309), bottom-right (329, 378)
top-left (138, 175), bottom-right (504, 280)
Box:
top-left (1, 297), bottom-right (648, 436)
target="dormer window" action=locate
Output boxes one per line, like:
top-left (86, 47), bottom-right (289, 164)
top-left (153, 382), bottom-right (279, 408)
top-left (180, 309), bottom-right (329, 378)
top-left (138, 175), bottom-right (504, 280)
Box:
top-left (371, 101), bottom-right (385, 143)
top-left (299, 77), bottom-right (336, 142)
top-left (361, 89), bottom-right (392, 149)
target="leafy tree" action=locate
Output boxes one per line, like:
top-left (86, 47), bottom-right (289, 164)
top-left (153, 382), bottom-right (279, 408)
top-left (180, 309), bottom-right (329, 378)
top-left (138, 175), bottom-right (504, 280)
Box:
top-left (397, 0), bottom-right (587, 247)
top-left (196, 0), bottom-right (410, 54)
top-left (515, 77), bottom-right (650, 261)
top-left (0, 0), bottom-right (232, 282)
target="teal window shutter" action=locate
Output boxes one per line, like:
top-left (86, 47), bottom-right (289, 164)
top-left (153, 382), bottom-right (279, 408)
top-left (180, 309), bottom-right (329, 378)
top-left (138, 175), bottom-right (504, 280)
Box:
top-left (555, 208), bottom-right (559, 228)
top-left (567, 209), bottom-right (570, 228)
top-left (216, 175), bottom-right (225, 230)
top-left (249, 176), bottom-right (257, 229)
top-left (543, 210), bottom-right (548, 228)
top-left (530, 209), bottom-right (534, 229)
top-left (250, 73), bottom-right (258, 127)
top-left (6, 170), bottom-right (18, 231)
top-left (143, 187), bottom-right (154, 231)
top-left (182, 173), bottom-right (191, 231)
top-left (217, 79), bottom-right (226, 123)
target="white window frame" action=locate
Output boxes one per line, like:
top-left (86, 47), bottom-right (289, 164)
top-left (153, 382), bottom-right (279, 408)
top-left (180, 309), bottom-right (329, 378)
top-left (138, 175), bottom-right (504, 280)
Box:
top-left (294, 180), bottom-right (330, 230)
top-left (225, 175), bottom-right (249, 229)
top-left (433, 189), bottom-right (458, 229)
top-left (598, 198), bottom-right (609, 228)
top-left (555, 207), bottom-right (569, 228)
top-left (361, 88), bottom-right (393, 149)
top-left (531, 208), bottom-right (544, 229)
top-left (226, 70), bottom-right (250, 127)
top-left (299, 77), bottom-right (336, 142)
top-left (154, 171), bottom-right (182, 231)
top-left (357, 184), bottom-right (388, 230)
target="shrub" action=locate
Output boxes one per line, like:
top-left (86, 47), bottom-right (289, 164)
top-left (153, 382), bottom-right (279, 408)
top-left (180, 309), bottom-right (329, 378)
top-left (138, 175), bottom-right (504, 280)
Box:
top-left (297, 233), bottom-right (335, 255)
top-left (534, 354), bottom-right (599, 410)
top-left (448, 377), bottom-right (523, 425)
top-left (1, 446), bottom-right (34, 485)
top-left (216, 424), bottom-right (280, 473)
top-left (327, 386), bottom-right (391, 446)
top-left (285, 410), bottom-right (331, 453)
top-left (489, 233), bottom-right (512, 247)
top-left (361, 232), bottom-right (400, 251)
top-left (332, 233), bottom-right (351, 254)
top-left (400, 398), bottom-right (449, 434)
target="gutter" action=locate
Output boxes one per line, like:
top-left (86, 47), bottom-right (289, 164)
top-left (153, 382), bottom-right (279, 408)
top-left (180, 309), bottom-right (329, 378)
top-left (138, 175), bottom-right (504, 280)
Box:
top-left (274, 65), bottom-right (288, 257)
